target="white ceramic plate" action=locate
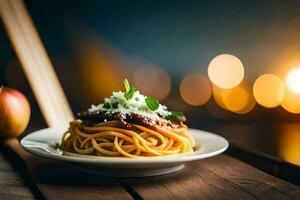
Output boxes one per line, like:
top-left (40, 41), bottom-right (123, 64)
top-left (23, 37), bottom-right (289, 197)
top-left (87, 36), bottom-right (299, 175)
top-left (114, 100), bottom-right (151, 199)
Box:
top-left (20, 127), bottom-right (229, 177)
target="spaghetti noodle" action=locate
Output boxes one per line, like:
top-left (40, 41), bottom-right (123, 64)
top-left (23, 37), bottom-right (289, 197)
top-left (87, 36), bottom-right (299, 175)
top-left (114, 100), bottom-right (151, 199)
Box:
top-left (60, 79), bottom-right (196, 158)
top-left (61, 119), bottom-right (195, 158)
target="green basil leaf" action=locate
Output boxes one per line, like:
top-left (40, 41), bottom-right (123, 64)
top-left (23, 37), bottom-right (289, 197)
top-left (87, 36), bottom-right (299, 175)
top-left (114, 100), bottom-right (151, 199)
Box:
top-left (166, 111), bottom-right (185, 121)
top-left (103, 102), bottom-right (111, 109)
top-left (124, 86), bottom-right (136, 100)
top-left (112, 102), bottom-right (119, 108)
top-left (145, 97), bottom-right (159, 111)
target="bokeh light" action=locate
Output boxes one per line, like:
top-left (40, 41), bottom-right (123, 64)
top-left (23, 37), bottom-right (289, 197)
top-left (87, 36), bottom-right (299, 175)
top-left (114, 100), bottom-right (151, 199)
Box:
top-left (180, 73), bottom-right (212, 106)
top-left (278, 124), bottom-right (300, 165)
top-left (223, 87), bottom-right (250, 113)
top-left (281, 67), bottom-right (300, 113)
top-left (208, 54), bottom-right (244, 89)
top-left (285, 67), bottom-right (300, 94)
top-left (213, 82), bottom-right (255, 114)
top-left (134, 64), bottom-right (171, 100)
top-left (212, 85), bottom-right (227, 110)
top-left (76, 40), bottom-right (126, 102)
top-left (281, 89), bottom-right (300, 113)
top-left (253, 74), bottom-right (285, 108)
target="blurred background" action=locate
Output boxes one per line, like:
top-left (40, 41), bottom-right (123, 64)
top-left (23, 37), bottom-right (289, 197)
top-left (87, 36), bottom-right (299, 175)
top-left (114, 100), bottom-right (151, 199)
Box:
top-left (1, 0), bottom-right (300, 167)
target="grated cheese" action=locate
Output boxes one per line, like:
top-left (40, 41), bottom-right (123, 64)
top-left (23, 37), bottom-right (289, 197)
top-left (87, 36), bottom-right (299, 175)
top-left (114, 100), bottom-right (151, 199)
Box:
top-left (88, 91), bottom-right (171, 120)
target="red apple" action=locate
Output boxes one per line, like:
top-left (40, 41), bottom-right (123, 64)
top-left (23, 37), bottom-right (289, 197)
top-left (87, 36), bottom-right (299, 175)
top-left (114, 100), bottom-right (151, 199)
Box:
top-left (0, 86), bottom-right (31, 139)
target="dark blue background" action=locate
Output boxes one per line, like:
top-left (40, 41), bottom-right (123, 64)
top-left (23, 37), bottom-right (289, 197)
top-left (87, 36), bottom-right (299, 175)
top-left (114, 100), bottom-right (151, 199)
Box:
top-left (1, 0), bottom-right (300, 82)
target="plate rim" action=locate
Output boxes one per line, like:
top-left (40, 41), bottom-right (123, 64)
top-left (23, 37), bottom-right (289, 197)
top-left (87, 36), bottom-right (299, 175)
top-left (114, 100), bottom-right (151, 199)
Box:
top-left (20, 127), bottom-right (229, 165)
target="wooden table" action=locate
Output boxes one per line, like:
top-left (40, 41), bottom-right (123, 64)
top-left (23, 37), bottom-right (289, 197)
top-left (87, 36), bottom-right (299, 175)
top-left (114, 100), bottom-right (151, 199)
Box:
top-left (1, 139), bottom-right (299, 200)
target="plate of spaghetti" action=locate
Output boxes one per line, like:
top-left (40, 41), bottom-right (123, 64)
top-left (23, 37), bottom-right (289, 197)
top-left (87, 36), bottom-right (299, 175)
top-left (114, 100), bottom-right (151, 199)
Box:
top-left (21, 79), bottom-right (229, 177)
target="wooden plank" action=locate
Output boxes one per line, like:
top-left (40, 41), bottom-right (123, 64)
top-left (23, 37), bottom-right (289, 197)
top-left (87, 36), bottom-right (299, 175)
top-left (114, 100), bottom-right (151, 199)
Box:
top-left (123, 155), bottom-right (300, 200)
top-left (0, 151), bottom-right (34, 199)
top-left (3, 138), bottom-right (300, 200)
top-left (226, 141), bottom-right (300, 186)
top-left (2, 139), bottom-right (132, 200)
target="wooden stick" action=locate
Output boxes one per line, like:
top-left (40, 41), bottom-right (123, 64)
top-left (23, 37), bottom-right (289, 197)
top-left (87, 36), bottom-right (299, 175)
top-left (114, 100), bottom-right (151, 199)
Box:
top-left (0, 0), bottom-right (74, 127)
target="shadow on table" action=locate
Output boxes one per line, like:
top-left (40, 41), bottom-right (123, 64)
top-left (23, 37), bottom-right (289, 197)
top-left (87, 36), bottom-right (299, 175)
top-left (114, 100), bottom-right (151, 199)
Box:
top-left (32, 160), bottom-right (118, 186)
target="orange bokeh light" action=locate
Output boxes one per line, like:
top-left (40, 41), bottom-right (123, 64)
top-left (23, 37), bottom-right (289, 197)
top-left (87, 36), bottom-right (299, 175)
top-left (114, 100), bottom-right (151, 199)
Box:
top-left (253, 74), bottom-right (284, 108)
top-left (278, 124), bottom-right (300, 165)
top-left (213, 82), bottom-right (255, 114)
top-left (281, 89), bottom-right (300, 113)
top-left (281, 67), bottom-right (300, 113)
top-left (208, 54), bottom-right (244, 89)
top-left (78, 44), bottom-right (125, 102)
top-left (285, 67), bottom-right (300, 94)
top-left (180, 73), bottom-right (212, 106)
